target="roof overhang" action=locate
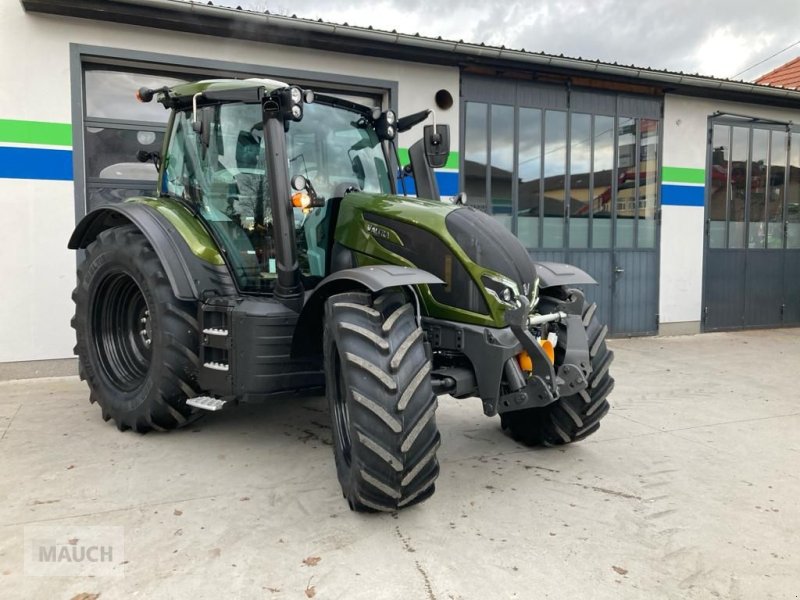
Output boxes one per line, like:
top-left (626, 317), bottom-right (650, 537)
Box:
top-left (20, 0), bottom-right (800, 110)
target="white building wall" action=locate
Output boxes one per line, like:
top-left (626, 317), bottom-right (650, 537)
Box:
top-left (4, 4), bottom-right (800, 364)
top-left (659, 94), bottom-right (800, 332)
top-left (0, 3), bottom-right (459, 364)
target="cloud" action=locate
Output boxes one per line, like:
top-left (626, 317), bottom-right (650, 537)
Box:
top-left (223, 0), bottom-right (800, 79)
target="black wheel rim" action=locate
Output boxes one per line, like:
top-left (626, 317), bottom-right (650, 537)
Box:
top-left (91, 270), bottom-right (152, 392)
top-left (332, 348), bottom-right (353, 466)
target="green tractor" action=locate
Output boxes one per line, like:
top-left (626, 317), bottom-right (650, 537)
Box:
top-left (69, 78), bottom-right (613, 512)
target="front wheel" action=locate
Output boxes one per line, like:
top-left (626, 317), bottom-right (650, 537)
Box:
top-left (324, 289), bottom-right (440, 512)
top-left (501, 287), bottom-right (614, 446)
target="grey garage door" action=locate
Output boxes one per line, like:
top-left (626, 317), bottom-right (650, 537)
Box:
top-left (461, 75), bottom-right (662, 336)
top-left (703, 117), bottom-right (800, 330)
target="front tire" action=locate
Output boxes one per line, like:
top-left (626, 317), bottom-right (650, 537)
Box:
top-left (72, 225), bottom-right (201, 432)
top-left (501, 287), bottom-right (614, 446)
top-left (324, 289), bottom-right (440, 512)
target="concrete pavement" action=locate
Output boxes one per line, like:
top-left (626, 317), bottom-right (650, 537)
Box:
top-left (1, 329), bottom-right (799, 599)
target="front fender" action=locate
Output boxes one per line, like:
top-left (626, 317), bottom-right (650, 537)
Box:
top-left (291, 265), bottom-right (443, 358)
top-left (534, 261), bottom-right (596, 288)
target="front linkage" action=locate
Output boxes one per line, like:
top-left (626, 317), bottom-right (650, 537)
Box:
top-left (501, 291), bottom-right (592, 411)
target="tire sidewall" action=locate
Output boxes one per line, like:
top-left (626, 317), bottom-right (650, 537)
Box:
top-left (323, 302), bottom-right (359, 498)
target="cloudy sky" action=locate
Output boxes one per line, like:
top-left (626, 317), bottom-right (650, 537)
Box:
top-left (212, 0), bottom-right (800, 81)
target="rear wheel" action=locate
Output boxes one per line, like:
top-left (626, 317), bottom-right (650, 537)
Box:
top-left (501, 286), bottom-right (613, 446)
top-left (324, 289), bottom-right (440, 512)
top-left (72, 225), bottom-right (201, 432)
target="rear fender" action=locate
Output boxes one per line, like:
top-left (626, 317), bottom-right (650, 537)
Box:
top-left (291, 265), bottom-right (443, 358)
top-left (69, 201), bottom-right (232, 301)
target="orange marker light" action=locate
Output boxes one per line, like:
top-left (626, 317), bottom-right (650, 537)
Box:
top-left (291, 191), bottom-right (311, 209)
top-left (517, 339), bottom-right (555, 374)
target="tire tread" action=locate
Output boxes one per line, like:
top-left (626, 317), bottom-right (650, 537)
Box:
top-left (325, 290), bottom-right (440, 512)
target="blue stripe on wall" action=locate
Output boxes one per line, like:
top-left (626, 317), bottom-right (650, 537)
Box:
top-left (0, 147), bottom-right (73, 181)
top-left (399, 171), bottom-right (459, 197)
top-left (661, 183), bottom-right (704, 207)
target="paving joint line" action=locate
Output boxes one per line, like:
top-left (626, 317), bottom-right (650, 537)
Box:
top-left (0, 404), bottom-right (22, 441)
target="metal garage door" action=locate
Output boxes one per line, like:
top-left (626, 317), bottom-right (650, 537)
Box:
top-left (461, 75), bottom-right (662, 335)
top-left (703, 117), bottom-right (800, 330)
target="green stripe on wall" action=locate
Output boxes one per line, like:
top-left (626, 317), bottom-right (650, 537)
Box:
top-left (397, 148), bottom-right (459, 170)
top-left (0, 119), bottom-right (72, 147)
top-left (662, 166), bottom-right (705, 184)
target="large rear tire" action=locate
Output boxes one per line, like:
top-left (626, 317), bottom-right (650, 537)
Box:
top-left (72, 225), bottom-right (201, 432)
top-left (501, 287), bottom-right (613, 446)
top-left (324, 289), bottom-right (440, 512)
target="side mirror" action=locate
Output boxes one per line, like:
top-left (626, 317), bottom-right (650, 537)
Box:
top-left (423, 124), bottom-right (449, 169)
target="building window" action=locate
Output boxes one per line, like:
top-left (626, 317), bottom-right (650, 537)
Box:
top-left (83, 67), bottom-right (189, 210)
top-left (79, 58), bottom-right (389, 216)
top-left (709, 121), bottom-right (798, 250)
top-left (463, 89), bottom-right (660, 250)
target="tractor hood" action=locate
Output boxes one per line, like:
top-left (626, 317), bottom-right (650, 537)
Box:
top-left (444, 207), bottom-right (538, 298)
top-left (335, 192), bottom-right (538, 327)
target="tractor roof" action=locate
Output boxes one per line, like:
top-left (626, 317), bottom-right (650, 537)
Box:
top-left (168, 77), bottom-right (288, 99)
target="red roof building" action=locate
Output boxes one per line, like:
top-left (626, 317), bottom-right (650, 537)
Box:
top-left (756, 56), bottom-right (800, 89)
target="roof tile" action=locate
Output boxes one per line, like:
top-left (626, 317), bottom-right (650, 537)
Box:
top-left (756, 56), bottom-right (800, 89)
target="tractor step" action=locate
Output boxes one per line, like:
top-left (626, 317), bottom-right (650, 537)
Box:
top-left (203, 361), bottom-right (229, 371)
top-left (186, 396), bottom-right (227, 411)
top-left (202, 327), bottom-right (229, 336)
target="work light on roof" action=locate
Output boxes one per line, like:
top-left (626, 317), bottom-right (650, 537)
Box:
top-left (374, 110), bottom-right (398, 141)
top-left (289, 86), bottom-right (303, 105)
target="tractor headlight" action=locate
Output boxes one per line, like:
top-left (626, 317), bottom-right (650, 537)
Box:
top-left (290, 104), bottom-right (302, 120)
top-left (481, 273), bottom-right (520, 308)
top-left (386, 110), bottom-right (396, 125)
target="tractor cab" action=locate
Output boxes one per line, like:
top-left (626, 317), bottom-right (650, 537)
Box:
top-left (160, 83), bottom-right (395, 294)
top-left (149, 79), bottom-right (443, 306)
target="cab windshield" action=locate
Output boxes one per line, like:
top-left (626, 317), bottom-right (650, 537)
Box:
top-left (164, 98), bottom-right (391, 292)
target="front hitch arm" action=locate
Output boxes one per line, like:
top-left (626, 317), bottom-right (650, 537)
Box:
top-left (502, 295), bottom-right (590, 410)
top-left (504, 296), bottom-right (558, 405)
